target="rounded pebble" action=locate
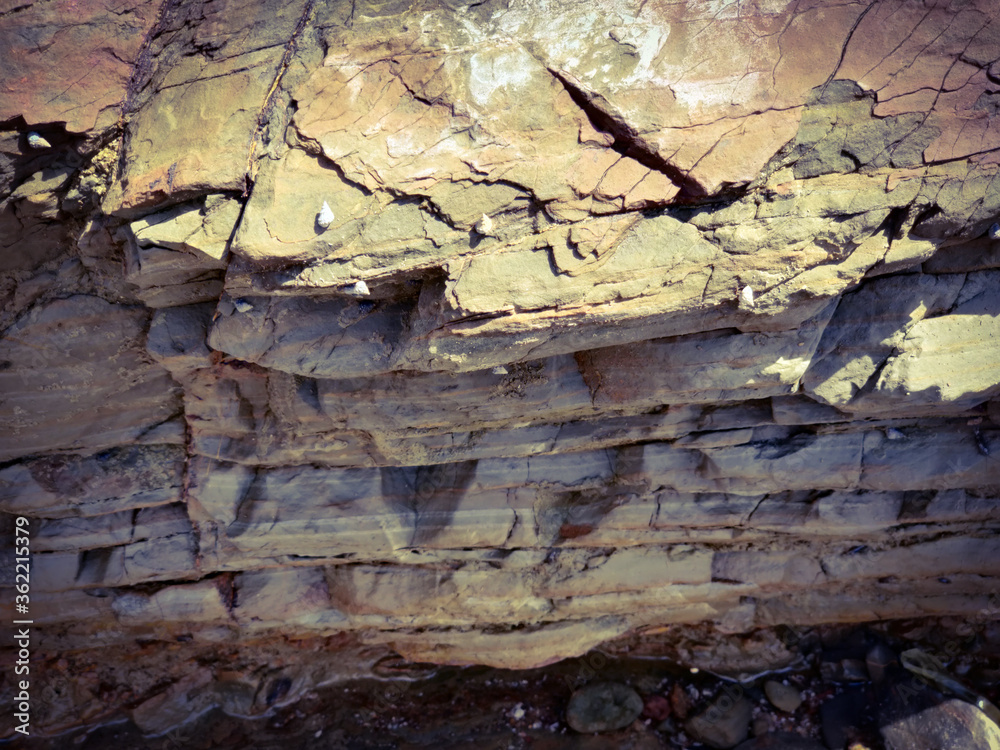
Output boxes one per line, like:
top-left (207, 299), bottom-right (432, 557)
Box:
top-left (566, 682), bottom-right (643, 733)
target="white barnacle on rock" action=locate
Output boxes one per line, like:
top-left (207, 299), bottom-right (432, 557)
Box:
top-left (27, 131), bottom-right (52, 149)
top-left (492, 365), bottom-right (508, 375)
top-left (349, 280), bottom-right (370, 296)
top-left (234, 299), bottom-right (253, 313)
top-left (989, 222), bottom-right (1000, 240)
top-left (317, 201), bottom-right (335, 229)
top-left (739, 285), bottom-right (755, 310)
top-left (475, 213), bottom-right (494, 235)
top-left (885, 428), bottom-right (906, 440)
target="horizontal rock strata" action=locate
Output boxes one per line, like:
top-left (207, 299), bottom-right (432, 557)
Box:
top-left (1, 0), bottom-right (1000, 737)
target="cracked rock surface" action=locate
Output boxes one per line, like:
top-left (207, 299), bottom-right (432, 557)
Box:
top-left (1, 0), bottom-right (1000, 739)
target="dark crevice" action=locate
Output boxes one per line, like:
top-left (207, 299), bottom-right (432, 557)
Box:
top-left (923, 143), bottom-right (1000, 166)
top-left (293, 375), bottom-right (322, 413)
top-left (0, 4), bottom-right (31, 20)
top-left (850, 352), bottom-right (895, 404)
top-left (441, 311), bottom-right (508, 327)
top-left (225, 572), bottom-right (238, 611)
top-left (839, 149), bottom-right (862, 172)
top-left (392, 68), bottom-right (442, 109)
top-left (881, 205), bottom-right (910, 241)
top-left (226, 467), bottom-right (261, 539)
top-left (546, 68), bottom-right (707, 201)
top-left (76, 547), bottom-right (114, 584)
top-left (818, 0), bottom-right (879, 97)
top-left (308, 150), bottom-right (373, 197)
top-left (133, 409), bottom-right (186, 442)
top-left (245, 0), bottom-right (317, 191)
top-left (115, 0), bottom-right (186, 181)
top-left (897, 490), bottom-right (937, 522)
top-left (909, 204), bottom-right (943, 238)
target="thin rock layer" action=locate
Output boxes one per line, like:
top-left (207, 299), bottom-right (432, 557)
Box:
top-left (1, 0), bottom-right (999, 738)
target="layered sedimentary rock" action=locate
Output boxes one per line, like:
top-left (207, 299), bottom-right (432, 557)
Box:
top-left (2, 0), bottom-right (1000, 737)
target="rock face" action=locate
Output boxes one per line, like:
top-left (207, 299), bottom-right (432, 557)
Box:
top-left (2, 0), bottom-right (1000, 738)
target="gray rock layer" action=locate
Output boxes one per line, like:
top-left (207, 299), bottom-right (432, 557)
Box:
top-left (1, 0), bottom-right (1000, 738)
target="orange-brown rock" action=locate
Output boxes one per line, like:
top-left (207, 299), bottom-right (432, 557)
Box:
top-left (2, 0), bottom-right (1000, 739)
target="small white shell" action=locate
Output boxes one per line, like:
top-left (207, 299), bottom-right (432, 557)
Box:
top-left (351, 280), bottom-right (370, 296)
top-left (234, 299), bottom-right (253, 313)
top-left (27, 131), bottom-right (51, 149)
top-left (886, 428), bottom-right (906, 440)
top-left (475, 213), bottom-right (493, 234)
top-left (317, 201), bottom-right (335, 229)
top-left (739, 285), bottom-right (755, 310)
top-left (989, 222), bottom-right (1000, 240)
top-left (492, 365), bottom-right (508, 375)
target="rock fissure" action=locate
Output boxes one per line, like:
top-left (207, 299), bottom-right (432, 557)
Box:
top-left (547, 66), bottom-right (699, 200)
top-left (3, 0), bottom-right (1000, 740)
